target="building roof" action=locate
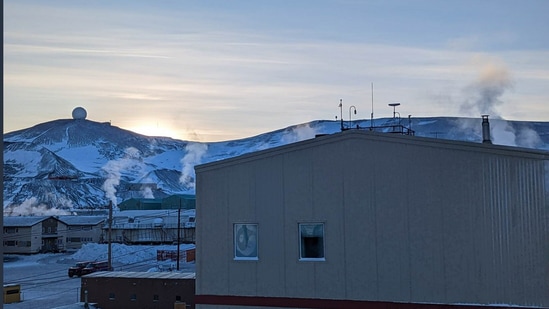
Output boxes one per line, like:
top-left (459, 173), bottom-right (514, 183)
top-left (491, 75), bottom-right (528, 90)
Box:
top-left (3, 216), bottom-right (50, 227)
top-left (196, 129), bottom-right (549, 171)
top-left (114, 209), bottom-right (194, 219)
top-left (56, 215), bottom-right (106, 226)
top-left (83, 271), bottom-right (195, 280)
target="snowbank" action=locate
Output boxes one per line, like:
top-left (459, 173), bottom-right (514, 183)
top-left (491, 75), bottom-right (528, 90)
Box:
top-left (69, 243), bottom-right (195, 265)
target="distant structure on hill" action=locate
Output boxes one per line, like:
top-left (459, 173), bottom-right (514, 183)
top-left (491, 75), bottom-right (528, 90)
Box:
top-left (117, 194), bottom-right (196, 211)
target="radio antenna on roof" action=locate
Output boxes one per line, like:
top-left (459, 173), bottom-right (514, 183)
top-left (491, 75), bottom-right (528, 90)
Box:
top-left (370, 82), bottom-right (374, 130)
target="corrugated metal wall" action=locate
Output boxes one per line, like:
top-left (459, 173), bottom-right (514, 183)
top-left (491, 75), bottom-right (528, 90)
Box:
top-left (196, 131), bottom-right (549, 308)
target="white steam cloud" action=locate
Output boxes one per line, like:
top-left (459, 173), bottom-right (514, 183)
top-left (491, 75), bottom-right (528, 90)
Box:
top-left (140, 186), bottom-right (154, 199)
top-left (460, 55), bottom-right (513, 117)
top-left (180, 142), bottom-right (208, 190)
top-left (4, 197), bottom-right (72, 216)
top-left (102, 147), bottom-right (143, 209)
top-left (281, 123), bottom-right (318, 144)
top-left (454, 55), bottom-right (542, 148)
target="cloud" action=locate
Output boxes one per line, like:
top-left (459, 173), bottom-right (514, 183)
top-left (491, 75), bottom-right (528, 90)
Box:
top-left (4, 2), bottom-right (549, 142)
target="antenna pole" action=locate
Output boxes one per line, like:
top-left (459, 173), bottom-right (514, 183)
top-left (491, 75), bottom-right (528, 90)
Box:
top-left (339, 99), bottom-right (343, 131)
top-left (370, 82), bottom-right (374, 130)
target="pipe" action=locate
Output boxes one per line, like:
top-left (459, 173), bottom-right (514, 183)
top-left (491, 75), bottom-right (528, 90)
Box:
top-left (482, 115), bottom-right (492, 144)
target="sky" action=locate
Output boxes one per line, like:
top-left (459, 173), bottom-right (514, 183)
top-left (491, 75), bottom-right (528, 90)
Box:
top-left (4, 0), bottom-right (549, 142)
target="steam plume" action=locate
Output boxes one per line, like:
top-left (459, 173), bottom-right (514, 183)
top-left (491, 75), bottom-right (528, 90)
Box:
top-left (4, 197), bottom-right (72, 216)
top-left (460, 56), bottom-right (513, 117)
top-left (281, 123), bottom-right (318, 144)
top-left (180, 142), bottom-right (208, 190)
top-left (453, 56), bottom-right (542, 148)
top-left (141, 186), bottom-right (154, 199)
top-left (102, 147), bottom-right (143, 209)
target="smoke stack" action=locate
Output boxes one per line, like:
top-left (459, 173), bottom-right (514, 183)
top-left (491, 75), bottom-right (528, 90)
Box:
top-left (481, 115), bottom-right (492, 144)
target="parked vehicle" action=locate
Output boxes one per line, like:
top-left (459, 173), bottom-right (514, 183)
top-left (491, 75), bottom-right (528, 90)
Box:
top-left (80, 261), bottom-right (111, 276)
top-left (68, 261), bottom-right (91, 277)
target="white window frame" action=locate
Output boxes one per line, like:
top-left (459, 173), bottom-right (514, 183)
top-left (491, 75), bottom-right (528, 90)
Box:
top-left (299, 222), bottom-right (326, 261)
top-left (233, 223), bottom-right (259, 260)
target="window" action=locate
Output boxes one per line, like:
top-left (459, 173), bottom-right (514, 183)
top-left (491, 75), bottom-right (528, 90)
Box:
top-left (4, 228), bottom-right (18, 233)
top-left (18, 241), bottom-right (30, 247)
top-left (175, 296), bottom-right (181, 301)
top-left (109, 293), bottom-right (115, 300)
top-left (153, 294), bottom-right (159, 302)
top-left (130, 294), bottom-right (137, 301)
top-left (299, 223), bottom-right (325, 260)
top-left (4, 241), bottom-right (16, 246)
top-left (234, 223), bottom-right (258, 260)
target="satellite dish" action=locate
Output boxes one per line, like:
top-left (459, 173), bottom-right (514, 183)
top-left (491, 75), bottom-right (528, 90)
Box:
top-left (72, 107), bottom-right (87, 120)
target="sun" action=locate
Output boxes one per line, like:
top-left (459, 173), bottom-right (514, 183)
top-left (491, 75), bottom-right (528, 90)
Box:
top-left (129, 123), bottom-right (179, 139)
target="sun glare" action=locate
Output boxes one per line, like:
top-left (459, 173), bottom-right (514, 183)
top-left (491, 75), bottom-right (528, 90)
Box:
top-left (130, 124), bottom-right (179, 139)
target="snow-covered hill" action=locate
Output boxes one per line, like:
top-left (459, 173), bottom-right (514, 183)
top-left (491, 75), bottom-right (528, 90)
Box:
top-left (4, 116), bottom-right (549, 213)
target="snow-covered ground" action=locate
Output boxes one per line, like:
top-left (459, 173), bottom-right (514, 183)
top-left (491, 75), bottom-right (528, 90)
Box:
top-left (69, 242), bottom-right (195, 266)
top-left (4, 243), bottom-right (196, 308)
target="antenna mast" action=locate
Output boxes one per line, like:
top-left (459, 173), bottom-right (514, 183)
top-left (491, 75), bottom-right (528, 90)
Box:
top-left (370, 82), bottom-right (374, 130)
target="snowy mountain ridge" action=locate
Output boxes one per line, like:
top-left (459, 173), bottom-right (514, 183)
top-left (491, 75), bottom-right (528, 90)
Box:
top-left (4, 116), bottom-right (549, 214)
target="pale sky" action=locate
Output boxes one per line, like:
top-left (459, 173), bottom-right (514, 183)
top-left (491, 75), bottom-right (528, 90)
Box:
top-left (4, 0), bottom-right (549, 142)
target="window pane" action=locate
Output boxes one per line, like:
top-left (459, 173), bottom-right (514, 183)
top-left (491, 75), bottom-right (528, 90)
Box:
top-left (299, 223), bottom-right (325, 260)
top-left (234, 223), bottom-right (258, 260)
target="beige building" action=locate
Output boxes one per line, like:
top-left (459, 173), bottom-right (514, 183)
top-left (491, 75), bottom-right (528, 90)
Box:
top-left (58, 216), bottom-right (106, 250)
top-left (3, 216), bottom-right (67, 254)
top-left (194, 129), bottom-right (549, 308)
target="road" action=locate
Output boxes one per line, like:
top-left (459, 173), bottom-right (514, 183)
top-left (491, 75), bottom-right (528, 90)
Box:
top-left (4, 253), bottom-right (83, 308)
top-left (3, 252), bottom-right (192, 308)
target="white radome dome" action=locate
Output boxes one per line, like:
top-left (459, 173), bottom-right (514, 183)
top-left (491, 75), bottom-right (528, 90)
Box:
top-left (72, 107), bottom-right (87, 120)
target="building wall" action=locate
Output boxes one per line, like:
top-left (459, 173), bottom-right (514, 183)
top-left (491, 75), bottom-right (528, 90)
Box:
top-left (81, 273), bottom-right (195, 309)
top-left (3, 225), bottom-right (42, 254)
top-left (65, 223), bottom-right (104, 250)
top-left (108, 227), bottom-right (196, 244)
top-left (195, 131), bottom-right (549, 308)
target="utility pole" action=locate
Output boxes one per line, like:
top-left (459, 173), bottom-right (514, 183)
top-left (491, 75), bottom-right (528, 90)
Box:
top-left (177, 199), bottom-right (181, 271)
top-left (108, 201), bottom-right (113, 271)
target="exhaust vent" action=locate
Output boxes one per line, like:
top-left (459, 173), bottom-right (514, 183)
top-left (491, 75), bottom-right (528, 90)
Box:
top-left (481, 115), bottom-right (492, 144)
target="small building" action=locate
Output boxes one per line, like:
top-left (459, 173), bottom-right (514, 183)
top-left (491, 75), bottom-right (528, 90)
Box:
top-left (163, 194), bottom-right (196, 210)
top-left (118, 198), bottom-right (163, 211)
top-left (80, 271), bottom-right (195, 309)
top-left (195, 129), bottom-right (549, 308)
top-left (3, 216), bottom-right (67, 254)
top-left (57, 216), bottom-right (106, 250)
top-left (118, 194), bottom-right (196, 211)
top-left (106, 209), bottom-right (196, 244)
top-left (3, 284), bottom-right (21, 304)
